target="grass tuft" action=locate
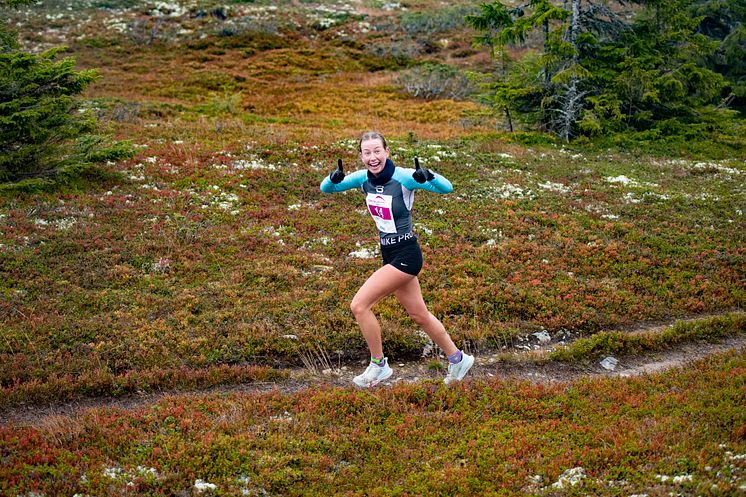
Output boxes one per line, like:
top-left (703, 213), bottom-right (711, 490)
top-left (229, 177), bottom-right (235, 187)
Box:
top-left (550, 313), bottom-right (746, 362)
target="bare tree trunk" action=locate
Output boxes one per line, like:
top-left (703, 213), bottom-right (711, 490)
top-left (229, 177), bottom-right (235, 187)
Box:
top-left (559, 0), bottom-right (583, 142)
top-left (544, 20), bottom-right (550, 87)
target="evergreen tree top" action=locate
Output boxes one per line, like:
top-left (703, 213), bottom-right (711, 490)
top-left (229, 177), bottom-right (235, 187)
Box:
top-left (2, 0), bottom-right (40, 7)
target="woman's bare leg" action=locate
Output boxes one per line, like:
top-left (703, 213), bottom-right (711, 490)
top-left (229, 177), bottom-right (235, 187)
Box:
top-left (350, 264), bottom-right (415, 357)
top-left (394, 277), bottom-right (458, 356)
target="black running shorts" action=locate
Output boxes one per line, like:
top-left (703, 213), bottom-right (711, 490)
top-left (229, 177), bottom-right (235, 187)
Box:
top-left (381, 239), bottom-right (423, 276)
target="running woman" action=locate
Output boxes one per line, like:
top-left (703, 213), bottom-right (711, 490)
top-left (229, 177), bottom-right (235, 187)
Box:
top-left (320, 131), bottom-right (474, 387)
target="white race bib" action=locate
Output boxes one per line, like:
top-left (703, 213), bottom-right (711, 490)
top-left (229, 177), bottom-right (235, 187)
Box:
top-left (366, 193), bottom-right (396, 233)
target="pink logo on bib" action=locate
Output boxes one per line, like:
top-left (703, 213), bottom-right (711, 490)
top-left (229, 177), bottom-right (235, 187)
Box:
top-left (369, 204), bottom-right (392, 220)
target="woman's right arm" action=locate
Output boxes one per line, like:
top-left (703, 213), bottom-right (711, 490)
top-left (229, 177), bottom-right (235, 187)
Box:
top-left (320, 169), bottom-right (367, 193)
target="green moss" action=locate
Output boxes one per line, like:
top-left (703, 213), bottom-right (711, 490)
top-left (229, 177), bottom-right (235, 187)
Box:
top-left (550, 313), bottom-right (746, 362)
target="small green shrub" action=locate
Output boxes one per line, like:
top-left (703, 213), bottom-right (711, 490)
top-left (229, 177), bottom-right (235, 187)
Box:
top-left (396, 63), bottom-right (474, 101)
top-left (399, 6), bottom-right (479, 35)
top-left (550, 313), bottom-right (746, 362)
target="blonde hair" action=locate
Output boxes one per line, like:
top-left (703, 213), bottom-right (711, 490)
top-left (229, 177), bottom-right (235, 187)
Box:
top-left (358, 131), bottom-right (388, 152)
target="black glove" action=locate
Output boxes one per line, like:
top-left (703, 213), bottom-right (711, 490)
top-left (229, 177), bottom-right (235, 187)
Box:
top-left (412, 157), bottom-right (434, 183)
top-left (330, 158), bottom-right (345, 184)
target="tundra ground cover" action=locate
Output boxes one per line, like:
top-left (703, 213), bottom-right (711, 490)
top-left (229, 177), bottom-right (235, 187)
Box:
top-left (1, 0), bottom-right (745, 494)
top-left (1, 0), bottom-right (744, 407)
top-left (2, 131), bottom-right (742, 406)
top-left (1, 349), bottom-right (744, 496)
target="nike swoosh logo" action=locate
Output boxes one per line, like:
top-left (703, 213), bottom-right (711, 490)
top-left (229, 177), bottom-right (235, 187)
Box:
top-left (400, 263), bottom-right (408, 266)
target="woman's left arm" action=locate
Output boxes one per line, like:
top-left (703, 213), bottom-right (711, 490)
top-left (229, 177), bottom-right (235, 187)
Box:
top-left (394, 168), bottom-right (453, 194)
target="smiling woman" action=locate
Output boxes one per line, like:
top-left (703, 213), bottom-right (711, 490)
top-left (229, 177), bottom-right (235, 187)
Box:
top-left (320, 130), bottom-right (475, 387)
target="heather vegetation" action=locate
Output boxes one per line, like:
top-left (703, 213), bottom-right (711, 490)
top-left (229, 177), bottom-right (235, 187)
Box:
top-left (0, 0), bottom-right (744, 495)
top-left (2, 351), bottom-right (745, 495)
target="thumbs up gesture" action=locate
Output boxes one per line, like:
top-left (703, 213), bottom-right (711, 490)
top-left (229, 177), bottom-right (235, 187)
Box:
top-left (412, 157), bottom-right (434, 183)
top-left (330, 158), bottom-right (345, 184)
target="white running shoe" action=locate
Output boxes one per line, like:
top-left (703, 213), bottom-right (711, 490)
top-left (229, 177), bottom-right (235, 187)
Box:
top-left (353, 359), bottom-right (393, 388)
top-left (444, 353), bottom-right (475, 385)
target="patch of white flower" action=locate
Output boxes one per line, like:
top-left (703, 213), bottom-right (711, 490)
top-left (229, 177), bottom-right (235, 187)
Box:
top-left (606, 175), bottom-right (659, 190)
top-left (606, 175), bottom-right (639, 187)
top-left (493, 183), bottom-right (534, 200)
top-left (151, 1), bottom-right (188, 18)
top-left (231, 157), bottom-right (277, 171)
top-left (349, 243), bottom-right (378, 259)
top-left (105, 17), bottom-right (129, 34)
top-left (537, 181), bottom-right (571, 194)
top-left (550, 467), bottom-right (586, 489)
top-left (315, 17), bottom-right (337, 28)
top-left (103, 465), bottom-right (159, 485)
top-left (141, 183), bottom-right (161, 191)
top-left (103, 466), bottom-right (124, 479)
top-left (127, 163), bottom-right (146, 182)
top-left (307, 4), bottom-right (353, 29)
top-left (482, 227), bottom-right (503, 246)
top-left (644, 192), bottom-right (671, 201)
top-left (237, 475), bottom-right (269, 496)
top-left (194, 479), bottom-right (217, 493)
top-left (269, 411), bottom-right (294, 422)
top-left (36, 217), bottom-right (77, 230)
top-left (136, 466), bottom-right (158, 477)
top-left (623, 192), bottom-right (642, 204)
top-left (262, 225), bottom-right (291, 245)
top-left (692, 161), bottom-right (742, 176)
top-left (656, 474), bottom-right (693, 484)
top-left (215, 192), bottom-right (240, 212)
top-left (143, 257), bottom-right (171, 274)
top-left (191, 185), bottom-right (241, 214)
top-left (415, 223), bottom-right (432, 235)
top-left (54, 217), bottom-right (77, 230)
top-left (584, 203), bottom-right (617, 220)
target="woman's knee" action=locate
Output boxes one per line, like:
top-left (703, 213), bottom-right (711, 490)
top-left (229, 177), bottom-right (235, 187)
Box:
top-left (350, 296), bottom-right (370, 318)
top-left (408, 309), bottom-right (431, 327)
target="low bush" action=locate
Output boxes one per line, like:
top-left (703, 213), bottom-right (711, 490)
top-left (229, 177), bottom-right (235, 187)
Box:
top-left (396, 63), bottom-right (473, 100)
top-left (399, 6), bottom-right (479, 35)
top-left (550, 313), bottom-right (746, 362)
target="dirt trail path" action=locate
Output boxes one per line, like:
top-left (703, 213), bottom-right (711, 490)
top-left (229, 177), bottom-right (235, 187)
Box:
top-left (2, 315), bottom-right (744, 428)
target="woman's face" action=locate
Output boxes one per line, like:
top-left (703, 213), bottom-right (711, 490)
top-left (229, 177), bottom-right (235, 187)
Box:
top-left (360, 138), bottom-right (389, 176)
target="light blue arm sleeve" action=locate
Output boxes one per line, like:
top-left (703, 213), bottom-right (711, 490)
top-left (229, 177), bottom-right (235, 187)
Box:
top-left (394, 168), bottom-right (453, 194)
top-left (320, 169), bottom-right (368, 193)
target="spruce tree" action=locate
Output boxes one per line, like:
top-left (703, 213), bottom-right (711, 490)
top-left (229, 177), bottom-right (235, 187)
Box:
top-left (581, 0), bottom-right (727, 135)
top-left (691, 0), bottom-right (746, 110)
top-left (467, 0), bottom-right (732, 139)
top-left (1, 0), bottom-right (132, 185)
top-left (466, 1), bottom-right (567, 132)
